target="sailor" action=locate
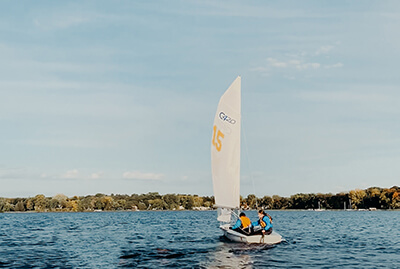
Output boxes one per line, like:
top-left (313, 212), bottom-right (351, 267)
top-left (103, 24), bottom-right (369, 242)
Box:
top-left (252, 209), bottom-right (273, 235)
top-left (231, 212), bottom-right (252, 234)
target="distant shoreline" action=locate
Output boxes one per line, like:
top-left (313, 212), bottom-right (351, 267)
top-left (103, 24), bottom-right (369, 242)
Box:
top-left (2, 208), bottom-right (400, 214)
top-left (1, 186), bottom-right (399, 213)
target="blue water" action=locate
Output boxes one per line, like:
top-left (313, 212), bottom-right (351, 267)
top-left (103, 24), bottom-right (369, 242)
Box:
top-left (0, 210), bottom-right (399, 268)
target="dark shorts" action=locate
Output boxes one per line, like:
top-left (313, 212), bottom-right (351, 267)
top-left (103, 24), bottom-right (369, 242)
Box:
top-left (251, 227), bottom-right (272, 236)
top-left (232, 226), bottom-right (252, 235)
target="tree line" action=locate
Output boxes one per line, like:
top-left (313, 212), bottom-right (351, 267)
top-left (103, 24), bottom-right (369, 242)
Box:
top-left (0, 186), bottom-right (399, 213)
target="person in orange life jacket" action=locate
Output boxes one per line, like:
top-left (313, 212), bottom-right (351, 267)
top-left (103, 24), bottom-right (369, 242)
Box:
top-left (251, 209), bottom-right (273, 235)
top-left (230, 212), bottom-right (252, 234)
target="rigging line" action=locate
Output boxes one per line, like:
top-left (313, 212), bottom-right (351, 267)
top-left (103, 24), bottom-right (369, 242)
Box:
top-left (241, 119), bottom-right (258, 209)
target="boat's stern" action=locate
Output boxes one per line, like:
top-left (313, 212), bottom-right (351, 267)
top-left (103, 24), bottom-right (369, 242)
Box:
top-left (219, 223), bottom-right (282, 244)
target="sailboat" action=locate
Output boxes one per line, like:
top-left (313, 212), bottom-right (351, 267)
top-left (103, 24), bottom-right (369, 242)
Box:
top-left (211, 76), bottom-right (282, 244)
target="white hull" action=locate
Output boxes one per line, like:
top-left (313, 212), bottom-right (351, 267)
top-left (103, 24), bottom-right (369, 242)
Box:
top-left (220, 224), bottom-right (282, 244)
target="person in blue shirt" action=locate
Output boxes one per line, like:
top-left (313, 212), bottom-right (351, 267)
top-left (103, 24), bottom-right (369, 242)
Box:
top-left (230, 212), bottom-right (252, 234)
top-left (252, 209), bottom-right (273, 235)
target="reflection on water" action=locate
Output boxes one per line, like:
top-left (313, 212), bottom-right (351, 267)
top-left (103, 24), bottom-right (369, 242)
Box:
top-left (204, 236), bottom-right (278, 269)
top-left (203, 236), bottom-right (253, 269)
top-left (0, 211), bottom-right (399, 268)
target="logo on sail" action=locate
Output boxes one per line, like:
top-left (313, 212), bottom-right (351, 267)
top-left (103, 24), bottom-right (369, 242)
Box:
top-left (219, 112), bottom-right (236, 124)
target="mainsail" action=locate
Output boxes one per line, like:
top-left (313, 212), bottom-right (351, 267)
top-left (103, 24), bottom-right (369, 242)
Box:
top-left (211, 76), bottom-right (241, 218)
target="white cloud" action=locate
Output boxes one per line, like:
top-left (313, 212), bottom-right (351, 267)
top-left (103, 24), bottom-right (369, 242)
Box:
top-left (250, 66), bottom-right (270, 77)
top-left (267, 58), bottom-right (287, 68)
top-left (288, 60), bottom-right (301, 65)
top-left (32, 9), bottom-right (109, 31)
top-left (34, 16), bottom-right (89, 30)
top-left (324, 63), bottom-right (344, 69)
top-left (62, 169), bottom-right (79, 179)
top-left (254, 44), bottom-right (343, 76)
top-left (122, 171), bottom-right (164, 180)
top-left (0, 167), bottom-right (31, 180)
top-left (266, 58), bottom-right (321, 70)
top-left (32, 9), bottom-right (124, 31)
top-left (297, 90), bottom-right (390, 103)
top-left (89, 172), bottom-right (103, 179)
top-left (295, 62), bottom-right (321, 70)
top-left (16, 138), bottom-right (112, 149)
top-left (315, 45), bottom-right (334, 55)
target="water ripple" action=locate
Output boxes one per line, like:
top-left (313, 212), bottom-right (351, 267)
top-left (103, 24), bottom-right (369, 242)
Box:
top-left (0, 211), bottom-right (399, 268)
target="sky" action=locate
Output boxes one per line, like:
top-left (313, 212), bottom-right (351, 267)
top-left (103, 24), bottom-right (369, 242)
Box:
top-left (1, 1), bottom-right (400, 198)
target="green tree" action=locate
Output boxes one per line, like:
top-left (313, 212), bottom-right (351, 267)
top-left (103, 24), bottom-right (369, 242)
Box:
top-left (34, 194), bottom-right (47, 212)
top-left (137, 202), bottom-right (147, 210)
top-left (78, 196), bottom-right (94, 211)
top-left (94, 197), bottom-right (105, 210)
top-left (365, 187), bottom-right (382, 209)
top-left (25, 198), bottom-right (34, 211)
top-left (391, 191), bottom-right (400, 209)
top-left (193, 196), bottom-right (204, 208)
top-left (246, 194), bottom-right (257, 209)
top-left (181, 195), bottom-right (194, 210)
top-left (260, 196), bottom-right (273, 209)
top-left (150, 198), bottom-right (167, 210)
top-left (163, 194), bottom-right (180, 210)
top-left (102, 196), bottom-right (114, 211)
top-left (116, 199), bottom-right (127, 210)
top-left (349, 189), bottom-right (367, 209)
top-left (14, 200), bottom-right (25, 211)
top-left (291, 193), bottom-right (310, 209)
top-left (53, 194), bottom-right (68, 210)
top-left (2, 202), bottom-right (14, 212)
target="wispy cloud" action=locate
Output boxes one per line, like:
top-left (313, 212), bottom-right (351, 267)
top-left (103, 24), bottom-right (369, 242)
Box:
top-left (296, 88), bottom-right (400, 114)
top-left (253, 44), bottom-right (343, 77)
top-left (15, 138), bottom-right (115, 149)
top-left (315, 45), bottom-right (334, 55)
top-left (89, 172), bottom-right (103, 179)
top-left (34, 15), bottom-right (89, 30)
top-left (267, 57), bottom-right (337, 71)
top-left (122, 171), bottom-right (164, 180)
top-left (297, 90), bottom-right (392, 105)
top-left (61, 169), bottom-right (79, 179)
top-left (267, 58), bottom-right (288, 68)
top-left (263, 57), bottom-right (321, 71)
top-left (32, 8), bottom-right (113, 31)
top-left (31, 6), bottom-right (129, 32)
top-left (0, 167), bottom-right (28, 180)
top-left (162, 1), bottom-right (319, 19)
top-left (324, 63), bottom-right (344, 69)
top-left (39, 170), bottom-right (105, 181)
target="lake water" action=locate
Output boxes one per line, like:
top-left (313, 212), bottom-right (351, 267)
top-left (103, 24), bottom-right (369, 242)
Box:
top-left (0, 210), bottom-right (399, 268)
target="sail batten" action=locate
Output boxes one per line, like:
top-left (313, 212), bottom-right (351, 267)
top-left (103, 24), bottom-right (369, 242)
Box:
top-left (211, 76), bottom-right (241, 211)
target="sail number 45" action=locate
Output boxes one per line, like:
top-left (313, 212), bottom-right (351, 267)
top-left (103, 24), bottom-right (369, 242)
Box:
top-left (212, 125), bottom-right (224, 152)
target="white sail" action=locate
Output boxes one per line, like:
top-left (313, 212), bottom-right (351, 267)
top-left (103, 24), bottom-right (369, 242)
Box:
top-left (211, 77), bottom-right (282, 244)
top-left (216, 208), bottom-right (233, 222)
top-left (211, 76), bottom-right (241, 210)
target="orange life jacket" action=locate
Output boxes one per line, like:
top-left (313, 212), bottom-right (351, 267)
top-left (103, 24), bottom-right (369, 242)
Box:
top-left (260, 215), bottom-right (272, 228)
top-left (240, 216), bottom-right (251, 228)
